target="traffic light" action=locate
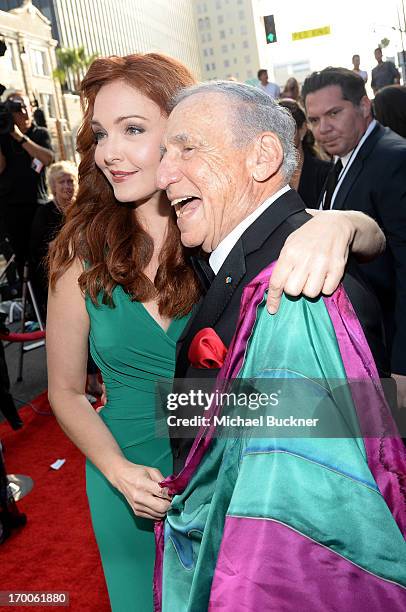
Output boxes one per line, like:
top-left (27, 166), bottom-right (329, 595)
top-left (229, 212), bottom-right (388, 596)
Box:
top-left (264, 15), bottom-right (277, 44)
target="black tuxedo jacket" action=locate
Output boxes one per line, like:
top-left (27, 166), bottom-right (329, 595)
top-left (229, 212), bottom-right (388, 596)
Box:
top-left (172, 189), bottom-right (388, 473)
top-left (318, 123), bottom-right (406, 375)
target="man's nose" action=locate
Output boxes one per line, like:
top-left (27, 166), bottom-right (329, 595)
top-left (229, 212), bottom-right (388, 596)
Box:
top-left (318, 117), bottom-right (331, 134)
top-left (156, 156), bottom-right (182, 190)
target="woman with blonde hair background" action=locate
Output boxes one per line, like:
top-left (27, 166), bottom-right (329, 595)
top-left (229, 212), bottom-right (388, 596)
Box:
top-left (30, 160), bottom-right (78, 315)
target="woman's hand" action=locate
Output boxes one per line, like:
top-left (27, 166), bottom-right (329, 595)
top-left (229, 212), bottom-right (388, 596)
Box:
top-left (95, 383), bottom-right (107, 413)
top-left (266, 209), bottom-right (385, 314)
top-left (112, 460), bottom-right (172, 520)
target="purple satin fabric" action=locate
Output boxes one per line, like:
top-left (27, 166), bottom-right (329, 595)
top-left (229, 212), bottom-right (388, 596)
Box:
top-left (210, 517), bottom-right (406, 611)
top-left (323, 286), bottom-right (406, 536)
top-left (153, 521), bottom-right (164, 612)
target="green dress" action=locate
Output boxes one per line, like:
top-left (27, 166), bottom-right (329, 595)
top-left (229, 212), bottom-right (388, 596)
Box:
top-left (85, 286), bottom-right (189, 611)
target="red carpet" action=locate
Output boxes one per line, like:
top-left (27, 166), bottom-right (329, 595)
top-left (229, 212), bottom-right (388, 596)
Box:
top-left (0, 393), bottom-right (110, 611)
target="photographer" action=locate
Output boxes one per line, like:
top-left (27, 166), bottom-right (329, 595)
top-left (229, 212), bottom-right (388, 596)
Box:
top-left (0, 91), bottom-right (53, 280)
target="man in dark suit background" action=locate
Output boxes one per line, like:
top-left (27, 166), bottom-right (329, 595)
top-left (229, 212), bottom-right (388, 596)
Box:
top-left (157, 81), bottom-right (388, 473)
top-left (302, 67), bottom-right (406, 410)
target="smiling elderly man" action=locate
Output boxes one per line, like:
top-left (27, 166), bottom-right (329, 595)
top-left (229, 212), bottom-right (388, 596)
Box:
top-left (154, 82), bottom-right (406, 612)
top-left (158, 81), bottom-right (388, 472)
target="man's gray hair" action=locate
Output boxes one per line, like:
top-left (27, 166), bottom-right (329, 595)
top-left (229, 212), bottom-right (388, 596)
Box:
top-left (170, 81), bottom-right (298, 181)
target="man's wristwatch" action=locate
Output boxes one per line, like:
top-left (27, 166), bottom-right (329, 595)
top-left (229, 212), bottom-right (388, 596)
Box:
top-left (19, 136), bottom-right (27, 145)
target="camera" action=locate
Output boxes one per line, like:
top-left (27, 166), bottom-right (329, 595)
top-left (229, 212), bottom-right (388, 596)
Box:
top-left (0, 83), bottom-right (24, 135)
top-left (0, 101), bottom-right (23, 135)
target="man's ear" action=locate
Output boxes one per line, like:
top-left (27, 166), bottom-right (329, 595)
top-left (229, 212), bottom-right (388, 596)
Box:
top-left (359, 95), bottom-right (372, 118)
top-left (251, 132), bottom-right (284, 182)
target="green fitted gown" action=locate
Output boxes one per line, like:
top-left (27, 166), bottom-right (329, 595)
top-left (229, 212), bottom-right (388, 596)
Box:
top-left (85, 286), bottom-right (189, 611)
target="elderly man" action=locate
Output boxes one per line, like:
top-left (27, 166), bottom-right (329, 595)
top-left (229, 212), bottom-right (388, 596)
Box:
top-left (159, 81), bottom-right (388, 473)
top-left (154, 82), bottom-right (406, 611)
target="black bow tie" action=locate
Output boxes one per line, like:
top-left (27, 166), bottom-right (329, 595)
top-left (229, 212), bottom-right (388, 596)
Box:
top-left (190, 255), bottom-right (215, 292)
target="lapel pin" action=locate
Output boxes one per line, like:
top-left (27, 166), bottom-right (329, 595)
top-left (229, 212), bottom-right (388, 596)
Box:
top-left (225, 276), bottom-right (232, 284)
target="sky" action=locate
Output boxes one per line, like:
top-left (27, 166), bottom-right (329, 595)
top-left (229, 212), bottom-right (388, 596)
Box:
top-left (256, 0), bottom-right (405, 88)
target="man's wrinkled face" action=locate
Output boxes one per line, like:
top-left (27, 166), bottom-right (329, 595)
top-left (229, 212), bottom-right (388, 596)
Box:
top-left (305, 85), bottom-right (370, 157)
top-left (157, 93), bottom-right (253, 252)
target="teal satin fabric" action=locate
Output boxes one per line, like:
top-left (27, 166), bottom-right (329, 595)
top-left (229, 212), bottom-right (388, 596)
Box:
top-left (162, 293), bottom-right (406, 612)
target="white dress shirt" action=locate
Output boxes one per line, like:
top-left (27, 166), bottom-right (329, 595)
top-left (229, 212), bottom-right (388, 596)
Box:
top-left (325, 119), bottom-right (377, 209)
top-left (259, 82), bottom-right (280, 99)
top-left (353, 69), bottom-right (368, 82)
top-left (209, 185), bottom-right (291, 274)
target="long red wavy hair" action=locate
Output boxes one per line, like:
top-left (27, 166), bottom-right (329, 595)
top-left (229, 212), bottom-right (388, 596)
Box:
top-left (49, 53), bottom-right (200, 317)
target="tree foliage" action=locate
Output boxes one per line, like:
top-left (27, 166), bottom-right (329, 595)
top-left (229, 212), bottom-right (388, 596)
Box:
top-left (53, 46), bottom-right (98, 93)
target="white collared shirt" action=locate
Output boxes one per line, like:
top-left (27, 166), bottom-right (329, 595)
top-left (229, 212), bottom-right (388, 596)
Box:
top-left (323, 119), bottom-right (377, 209)
top-left (209, 185), bottom-right (291, 274)
top-left (259, 82), bottom-right (280, 99)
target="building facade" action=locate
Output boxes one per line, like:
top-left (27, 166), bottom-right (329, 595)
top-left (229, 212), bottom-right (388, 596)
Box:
top-left (0, 0), bottom-right (202, 78)
top-left (192, 0), bottom-right (261, 82)
top-left (0, 0), bottom-right (71, 158)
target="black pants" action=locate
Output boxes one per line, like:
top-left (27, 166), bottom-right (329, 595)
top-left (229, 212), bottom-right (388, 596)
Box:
top-left (0, 445), bottom-right (26, 543)
top-left (0, 341), bottom-right (22, 430)
top-left (3, 204), bottom-right (38, 281)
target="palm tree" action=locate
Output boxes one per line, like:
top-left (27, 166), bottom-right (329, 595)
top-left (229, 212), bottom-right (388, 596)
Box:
top-left (53, 46), bottom-right (98, 93)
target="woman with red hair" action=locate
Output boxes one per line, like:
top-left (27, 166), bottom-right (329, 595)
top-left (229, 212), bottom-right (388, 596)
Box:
top-left (46, 54), bottom-right (385, 610)
top-left (47, 54), bottom-right (200, 610)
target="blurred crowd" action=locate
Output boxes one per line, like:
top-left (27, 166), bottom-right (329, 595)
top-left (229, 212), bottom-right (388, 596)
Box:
top-left (256, 48), bottom-right (405, 212)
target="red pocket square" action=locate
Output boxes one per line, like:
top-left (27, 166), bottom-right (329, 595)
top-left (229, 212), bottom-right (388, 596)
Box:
top-left (188, 327), bottom-right (228, 369)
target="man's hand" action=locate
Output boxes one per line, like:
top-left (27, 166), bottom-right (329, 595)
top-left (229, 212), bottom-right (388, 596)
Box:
top-left (95, 383), bottom-right (107, 413)
top-left (10, 125), bottom-right (25, 142)
top-left (392, 373), bottom-right (406, 409)
top-left (266, 209), bottom-right (385, 314)
top-left (267, 210), bottom-right (353, 314)
top-left (113, 460), bottom-right (172, 520)
top-left (101, 383), bottom-right (107, 404)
